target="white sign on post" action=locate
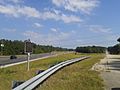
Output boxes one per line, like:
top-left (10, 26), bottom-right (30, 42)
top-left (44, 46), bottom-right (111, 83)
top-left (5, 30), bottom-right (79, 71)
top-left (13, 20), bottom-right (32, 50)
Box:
top-left (1, 43), bottom-right (4, 55)
top-left (1, 44), bottom-right (4, 47)
top-left (24, 39), bottom-right (33, 71)
top-left (24, 39), bottom-right (33, 54)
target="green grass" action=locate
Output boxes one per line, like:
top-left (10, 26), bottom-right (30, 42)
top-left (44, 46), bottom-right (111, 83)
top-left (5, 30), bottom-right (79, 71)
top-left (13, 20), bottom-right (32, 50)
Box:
top-left (37, 54), bottom-right (105, 90)
top-left (0, 53), bottom-right (85, 90)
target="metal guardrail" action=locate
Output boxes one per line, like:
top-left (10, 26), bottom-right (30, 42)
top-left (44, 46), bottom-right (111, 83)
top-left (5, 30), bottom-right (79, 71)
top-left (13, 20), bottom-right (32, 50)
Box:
top-left (13, 56), bottom-right (90, 90)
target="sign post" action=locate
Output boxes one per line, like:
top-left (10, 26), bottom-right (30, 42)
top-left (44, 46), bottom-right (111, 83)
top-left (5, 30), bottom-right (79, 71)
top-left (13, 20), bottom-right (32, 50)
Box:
top-left (24, 39), bottom-right (32, 71)
top-left (27, 53), bottom-right (30, 71)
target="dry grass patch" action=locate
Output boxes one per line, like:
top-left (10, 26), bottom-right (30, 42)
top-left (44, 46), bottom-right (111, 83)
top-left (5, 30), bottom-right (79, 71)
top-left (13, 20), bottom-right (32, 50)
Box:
top-left (37, 54), bottom-right (104, 90)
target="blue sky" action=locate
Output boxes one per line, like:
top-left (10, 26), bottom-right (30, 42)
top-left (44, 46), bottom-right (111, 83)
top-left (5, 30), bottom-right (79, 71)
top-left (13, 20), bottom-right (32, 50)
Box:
top-left (0, 0), bottom-right (120, 48)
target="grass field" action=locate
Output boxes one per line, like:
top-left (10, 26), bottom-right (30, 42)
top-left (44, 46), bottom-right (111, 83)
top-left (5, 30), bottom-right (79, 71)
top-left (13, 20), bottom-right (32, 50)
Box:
top-left (0, 53), bottom-right (86, 90)
top-left (37, 54), bottom-right (105, 90)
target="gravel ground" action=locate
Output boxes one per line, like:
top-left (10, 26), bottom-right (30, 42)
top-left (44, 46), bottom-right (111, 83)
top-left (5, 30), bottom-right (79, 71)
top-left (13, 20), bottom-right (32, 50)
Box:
top-left (92, 54), bottom-right (120, 90)
top-left (101, 71), bottom-right (120, 90)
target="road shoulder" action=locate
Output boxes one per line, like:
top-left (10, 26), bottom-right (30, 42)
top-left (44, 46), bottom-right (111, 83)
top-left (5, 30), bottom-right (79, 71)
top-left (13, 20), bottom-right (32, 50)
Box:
top-left (92, 55), bottom-right (120, 90)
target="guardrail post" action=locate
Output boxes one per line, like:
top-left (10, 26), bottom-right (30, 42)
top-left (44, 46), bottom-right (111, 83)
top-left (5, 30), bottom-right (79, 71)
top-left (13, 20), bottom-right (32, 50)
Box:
top-left (12, 80), bottom-right (24, 89)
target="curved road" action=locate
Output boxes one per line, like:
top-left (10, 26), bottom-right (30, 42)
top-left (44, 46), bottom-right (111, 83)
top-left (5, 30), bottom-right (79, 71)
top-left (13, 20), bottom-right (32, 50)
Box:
top-left (0, 53), bottom-right (53, 66)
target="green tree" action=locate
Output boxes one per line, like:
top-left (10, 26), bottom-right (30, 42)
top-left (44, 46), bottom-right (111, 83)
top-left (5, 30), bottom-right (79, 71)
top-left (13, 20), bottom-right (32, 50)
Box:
top-left (117, 37), bottom-right (120, 43)
top-left (76, 46), bottom-right (106, 53)
top-left (0, 39), bottom-right (70, 55)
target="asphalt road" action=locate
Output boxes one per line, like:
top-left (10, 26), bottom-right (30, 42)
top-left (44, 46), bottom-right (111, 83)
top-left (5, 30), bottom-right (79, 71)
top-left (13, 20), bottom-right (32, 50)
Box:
top-left (0, 53), bottom-right (53, 66)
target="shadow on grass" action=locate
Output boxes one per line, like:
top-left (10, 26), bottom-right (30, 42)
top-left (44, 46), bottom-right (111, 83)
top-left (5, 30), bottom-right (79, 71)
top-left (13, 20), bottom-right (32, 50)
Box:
top-left (111, 88), bottom-right (120, 90)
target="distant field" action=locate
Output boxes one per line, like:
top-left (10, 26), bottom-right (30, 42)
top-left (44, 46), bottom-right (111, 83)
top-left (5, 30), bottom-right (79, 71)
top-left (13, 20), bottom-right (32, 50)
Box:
top-left (0, 53), bottom-right (86, 90)
top-left (37, 54), bottom-right (105, 90)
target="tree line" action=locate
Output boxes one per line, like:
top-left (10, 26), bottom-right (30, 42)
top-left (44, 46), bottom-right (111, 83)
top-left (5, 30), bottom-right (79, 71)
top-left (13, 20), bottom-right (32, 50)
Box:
top-left (75, 46), bottom-right (106, 53)
top-left (108, 37), bottom-right (120, 54)
top-left (0, 39), bottom-right (73, 55)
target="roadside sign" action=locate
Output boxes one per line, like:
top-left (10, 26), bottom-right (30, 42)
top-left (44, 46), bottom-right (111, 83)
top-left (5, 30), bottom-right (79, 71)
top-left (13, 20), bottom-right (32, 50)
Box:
top-left (24, 39), bottom-right (33, 53)
top-left (0, 40), bottom-right (4, 55)
top-left (24, 39), bottom-right (33, 71)
top-left (1, 44), bottom-right (4, 47)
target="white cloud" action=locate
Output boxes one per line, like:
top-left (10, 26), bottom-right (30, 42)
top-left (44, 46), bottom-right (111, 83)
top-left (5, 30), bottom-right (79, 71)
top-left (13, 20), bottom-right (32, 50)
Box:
top-left (0, 0), bottom-right (23, 4)
top-left (23, 31), bottom-right (40, 38)
top-left (3, 28), bottom-right (16, 32)
top-left (0, 4), bottom-right (82, 23)
top-left (18, 6), bottom-right (40, 18)
top-left (8, 0), bottom-right (23, 3)
top-left (0, 5), bottom-right (40, 18)
top-left (53, 9), bottom-right (61, 14)
top-left (71, 30), bottom-right (76, 34)
top-left (51, 28), bottom-right (58, 32)
top-left (61, 14), bottom-right (82, 23)
top-left (104, 34), bottom-right (120, 45)
top-left (0, 5), bottom-right (19, 17)
top-left (89, 25), bottom-right (112, 33)
top-left (52, 0), bottom-right (64, 7)
top-left (41, 11), bottom-right (82, 23)
top-left (34, 23), bottom-right (43, 28)
top-left (76, 39), bottom-right (82, 43)
top-left (52, 0), bottom-right (99, 14)
top-left (23, 30), bottom-right (75, 46)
